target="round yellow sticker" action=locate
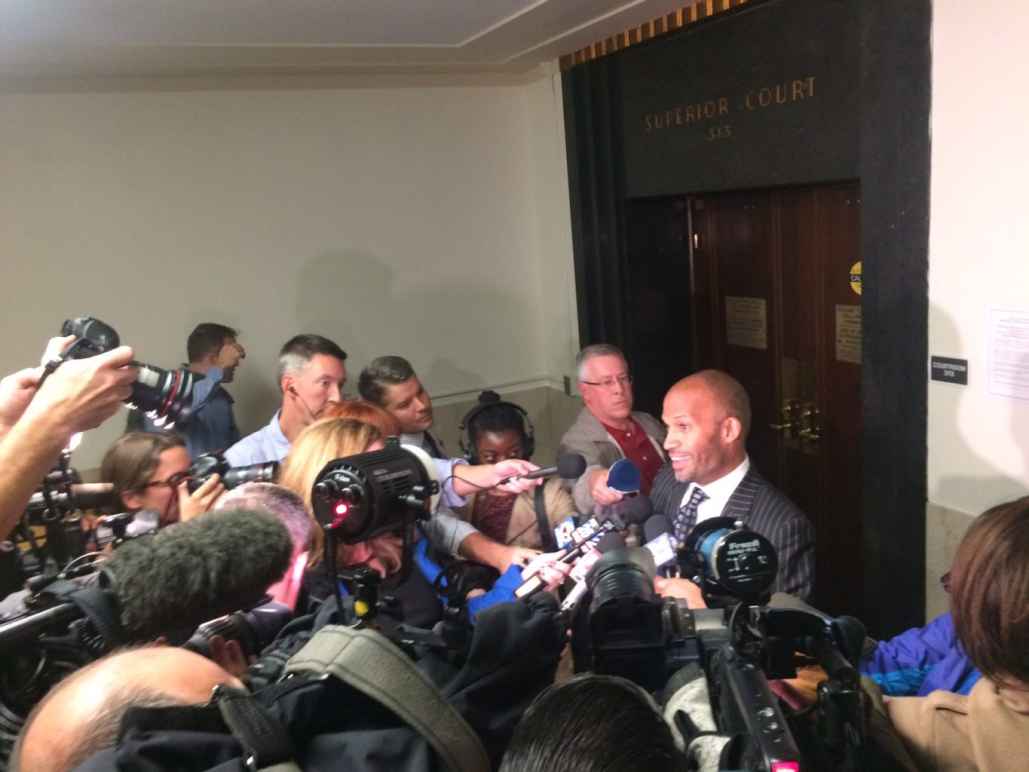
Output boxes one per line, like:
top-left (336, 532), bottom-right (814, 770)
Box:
top-left (849, 261), bottom-right (862, 296)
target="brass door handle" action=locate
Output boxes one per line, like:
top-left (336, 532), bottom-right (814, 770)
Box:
top-left (769, 421), bottom-right (795, 432)
top-left (798, 427), bottom-right (822, 441)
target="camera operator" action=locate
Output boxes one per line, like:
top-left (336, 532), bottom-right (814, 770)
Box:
top-left (0, 338), bottom-right (135, 541)
top-left (98, 433), bottom-right (224, 538)
top-left (12, 645), bottom-right (244, 772)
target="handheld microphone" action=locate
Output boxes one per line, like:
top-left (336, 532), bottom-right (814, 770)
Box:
top-left (0, 509), bottom-right (293, 651)
top-left (606, 459), bottom-right (641, 494)
top-left (515, 513), bottom-right (626, 599)
top-left (559, 532), bottom-right (628, 611)
top-left (497, 453), bottom-right (586, 486)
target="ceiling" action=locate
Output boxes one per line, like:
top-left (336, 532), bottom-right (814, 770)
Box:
top-left (0, 0), bottom-right (690, 84)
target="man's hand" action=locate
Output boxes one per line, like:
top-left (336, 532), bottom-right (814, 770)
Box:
top-left (654, 576), bottom-right (707, 608)
top-left (521, 551), bottom-right (572, 591)
top-left (0, 369), bottom-right (42, 436)
top-left (22, 346), bottom-right (136, 435)
top-left (589, 467), bottom-right (625, 507)
top-left (178, 474), bottom-right (225, 523)
top-left (0, 337), bottom-right (78, 436)
top-left (491, 458), bottom-right (543, 495)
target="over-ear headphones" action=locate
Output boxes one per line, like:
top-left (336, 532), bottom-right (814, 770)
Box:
top-left (459, 390), bottom-right (535, 464)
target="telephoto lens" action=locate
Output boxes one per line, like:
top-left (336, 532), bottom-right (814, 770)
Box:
top-left (60, 317), bottom-right (196, 426)
top-left (187, 454), bottom-right (279, 493)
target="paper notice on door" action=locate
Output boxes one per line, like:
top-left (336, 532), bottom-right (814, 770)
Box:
top-left (988, 308), bottom-right (1029, 400)
top-left (725, 296), bottom-right (767, 350)
top-left (835, 305), bottom-right (862, 364)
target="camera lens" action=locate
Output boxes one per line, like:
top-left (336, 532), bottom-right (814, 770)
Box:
top-left (133, 365), bottom-right (196, 426)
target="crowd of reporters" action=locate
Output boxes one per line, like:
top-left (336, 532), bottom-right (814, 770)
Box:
top-left (0, 320), bottom-right (1027, 771)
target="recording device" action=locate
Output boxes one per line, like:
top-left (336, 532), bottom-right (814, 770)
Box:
top-left (0, 509), bottom-right (293, 756)
top-left (495, 452), bottom-right (587, 486)
top-left (187, 452), bottom-right (279, 493)
top-left (459, 390), bottom-right (536, 462)
top-left (607, 458), bottom-right (642, 494)
top-left (569, 522), bottom-right (869, 771)
top-left (185, 601), bottom-right (294, 660)
top-left (59, 316), bottom-right (197, 426)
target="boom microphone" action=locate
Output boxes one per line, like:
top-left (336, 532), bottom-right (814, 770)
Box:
top-left (497, 453), bottom-right (586, 486)
top-left (104, 508), bottom-right (293, 642)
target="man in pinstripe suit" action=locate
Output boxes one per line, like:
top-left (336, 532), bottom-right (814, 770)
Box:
top-left (650, 370), bottom-right (816, 601)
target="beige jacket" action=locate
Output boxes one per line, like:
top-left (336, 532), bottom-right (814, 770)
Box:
top-left (887, 677), bottom-right (1029, 771)
top-left (455, 478), bottom-right (576, 549)
top-left (557, 406), bottom-right (666, 514)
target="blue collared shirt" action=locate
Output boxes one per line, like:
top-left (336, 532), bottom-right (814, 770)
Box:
top-left (224, 410), bottom-right (291, 467)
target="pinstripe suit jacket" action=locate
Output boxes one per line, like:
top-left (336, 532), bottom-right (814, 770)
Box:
top-left (649, 464), bottom-right (816, 601)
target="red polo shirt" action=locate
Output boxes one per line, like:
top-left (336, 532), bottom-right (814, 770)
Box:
top-left (600, 418), bottom-right (663, 494)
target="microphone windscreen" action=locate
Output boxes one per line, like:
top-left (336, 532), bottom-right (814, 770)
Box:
top-left (103, 508), bottom-right (293, 643)
top-left (556, 453), bottom-right (588, 479)
top-left (606, 459), bottom-right (641, 493)
top-left (643, 514), bottom-right (672, 544)
top-left (610, 494), bottom-right (653, 525)
top-left (596, 532), bottom-right (626, 553)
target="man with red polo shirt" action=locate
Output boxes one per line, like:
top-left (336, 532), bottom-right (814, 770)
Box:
top-left (558, 344), bottom-right (666, 514)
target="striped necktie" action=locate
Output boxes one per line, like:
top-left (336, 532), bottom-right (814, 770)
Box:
top-left (674, 485), bottom-right (708, 548)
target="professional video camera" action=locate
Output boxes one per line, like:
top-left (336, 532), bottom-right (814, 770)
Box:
top-left (187, 452), bottom-right (279, 493)
top-left (58, 316), bottom-right (196, 426)
top-left (569, 518), bottom-right (869, 772)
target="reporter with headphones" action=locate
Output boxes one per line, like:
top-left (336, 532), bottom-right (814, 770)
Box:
top-left (454, 391), bottom-right (576, 552)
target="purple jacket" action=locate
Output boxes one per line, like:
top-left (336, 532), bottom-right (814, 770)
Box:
top-left (860, 612), bottom-right (981, 696)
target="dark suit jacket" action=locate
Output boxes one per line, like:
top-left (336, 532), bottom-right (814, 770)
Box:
top-left (649, 463), bottom-right (815, 601)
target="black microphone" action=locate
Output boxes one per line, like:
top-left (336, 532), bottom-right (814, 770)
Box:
top-left (497, 453), bottom-right (587, 486)
top-left (607, 494), bottom-right (653, 526)
top-left (104, 508), bottom-right (293, 642)
top-left (595, 531), bottom-right (627, 554)
top-left (643, 514), bottom-right (671, 544)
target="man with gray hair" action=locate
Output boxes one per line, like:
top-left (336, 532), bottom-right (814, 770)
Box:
top-left (225, 334), bottom-right (347, 466)
top-left (559, 344), bottom-right (666, 514)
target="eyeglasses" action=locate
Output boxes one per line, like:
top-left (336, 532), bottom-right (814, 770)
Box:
top-left (139, 471), bottom-right (191, 491)
top-left (580, 374), bottom-right (633, 390)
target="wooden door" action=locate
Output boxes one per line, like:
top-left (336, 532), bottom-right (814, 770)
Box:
top-left (691, 183), bottom-right (862, 616)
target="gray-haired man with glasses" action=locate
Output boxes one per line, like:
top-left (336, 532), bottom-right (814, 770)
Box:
top-left (558, 344), bottom-right (666, 514)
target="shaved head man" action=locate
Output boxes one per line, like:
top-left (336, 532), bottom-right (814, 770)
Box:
top-left (650, 370), bottom-right (815, 601)
top-left (14, 646), bottom-right (243, 772)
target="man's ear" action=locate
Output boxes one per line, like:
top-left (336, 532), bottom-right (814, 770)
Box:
top-left (280, 373), bottom-right (294, 396)
top-left (722, 416), bottom-right (743, 445)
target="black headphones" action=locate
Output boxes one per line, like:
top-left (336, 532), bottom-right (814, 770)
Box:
top-left (459, 390), bottom-right (535, 463)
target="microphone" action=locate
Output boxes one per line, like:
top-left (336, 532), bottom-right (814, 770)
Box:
top-left (606, 459), bottom-right (641, 493)
top-left (558, 532), bottom-right (627, 611)
top-left (607, 494), bottom-right (653, 526)
top-left (104, 508), bottom-right (293, 642)
top-left (515, 514), bottom-right (623, 599)
top-left (497, 453), bottom-right (586, 486)
top-left (25, 483), bottom-right (118, 514)
top-left (642, 514), bottom-right (677, 574)
top-left (643, 514), bottom-right (671, 544)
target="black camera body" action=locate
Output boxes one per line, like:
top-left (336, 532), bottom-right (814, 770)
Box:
top-left (187, 453), bottom-right (279, 493)
top-left (61, 317), bottom-right (196, 426)
top-left (570, 524), bottom-right (866, 772)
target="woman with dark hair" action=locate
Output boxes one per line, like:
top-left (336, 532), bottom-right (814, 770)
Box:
top-left (456, 392), bottom-right (576, 550)
top-left (885, 496), bottom-right (1029, 770)
top-left (99, 431), bottom-right (223, 536)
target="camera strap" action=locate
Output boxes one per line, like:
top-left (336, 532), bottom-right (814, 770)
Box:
top-left (285, 624), bottom-right (490, 772)
top-left (533, 486), bottom-right (557, 552)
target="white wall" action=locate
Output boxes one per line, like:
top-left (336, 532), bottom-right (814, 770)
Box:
top-left (926, 0), bottom-right (1029, 616)
top-left (0, 66), bottom-right (580, 470)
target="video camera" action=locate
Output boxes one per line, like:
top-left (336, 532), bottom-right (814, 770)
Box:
top-left (59, 316), bottom-right (196, 427)
top-left (569, 519), bottom-right (868, 772)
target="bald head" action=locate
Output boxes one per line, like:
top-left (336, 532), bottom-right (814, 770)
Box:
top-left (661, 370), bottom-right (751, 485)
top-left (16, 646), bottom-right (243, 772)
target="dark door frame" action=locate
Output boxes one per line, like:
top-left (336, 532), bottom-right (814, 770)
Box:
top-left (562, 0), bottom-right (930, 636)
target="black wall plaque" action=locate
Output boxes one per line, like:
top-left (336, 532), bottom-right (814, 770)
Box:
top-left (931, 356), bottom-right (969, 385)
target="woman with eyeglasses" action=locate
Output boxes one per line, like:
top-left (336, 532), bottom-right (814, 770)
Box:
top-left (99, 432), bottom-right (224, 537)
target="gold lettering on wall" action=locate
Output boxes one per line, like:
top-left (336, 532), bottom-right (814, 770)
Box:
top-left (643, 75), bottom-right (817, 136)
